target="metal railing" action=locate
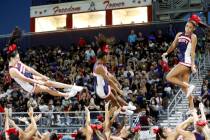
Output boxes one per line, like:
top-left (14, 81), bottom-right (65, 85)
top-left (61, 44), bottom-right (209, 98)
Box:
top-left (159, 0), bottom-right (187, 10)
top-left (166, 49), bottom-right (209, 126)
top-left (0, 111), bottom-right (139, 131)
top-left (158, 0), bottom-right (201, 11)
top-left (0, 111), bottom-right (157, 139)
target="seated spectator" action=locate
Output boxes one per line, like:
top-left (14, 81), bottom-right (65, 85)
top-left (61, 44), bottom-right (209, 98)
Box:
top-left (201, 79), bottom-right (209, 96)
top-left (156, 29), bottom-right (165, 44)
top-left (149, 96), bottom-right (159, 121)
top-left (137, 32), bottom-right (145, 44)
top-left (88, 96), bottom-right (100, 111)
top-left (84, 45), bottom-right (96, 63)
top-left (204, 70), bottom-right (210, 89)
top-left (202, 97), bottom-right (210, 119)
top-left (140, 111), bottom-right (154, 130)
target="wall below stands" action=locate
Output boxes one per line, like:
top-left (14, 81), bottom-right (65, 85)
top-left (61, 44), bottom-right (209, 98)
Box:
top-left (0, 22), bottom-right (186, 51)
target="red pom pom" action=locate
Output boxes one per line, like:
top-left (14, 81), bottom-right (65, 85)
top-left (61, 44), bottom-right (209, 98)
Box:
top-left (97, 114), bottom-right (104, 121)
top-left (91, 124), bottom-right (97, 129)
top-left (7, 44), bottom-right (17, 53)
top-left (71, 132), bottom-right (78, 138)
top-left (57, 134), bottom-right (63, 139)
top-left (196, 120), bottom-right (208, 127)
top-left (188, 14), bottom-right (201, 25)
top-left (6, 128), bottom-right (18, 136)
top-left (131, 125), bottom-right (141, 133)
top-left (153, 128), bottom-right (160, 134)
top-left (96, 124), bottom-right (103, 131)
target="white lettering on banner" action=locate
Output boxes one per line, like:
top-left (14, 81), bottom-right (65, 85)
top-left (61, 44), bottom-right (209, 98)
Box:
top-left (53, 6), bottom-right (81, 14)
top-left (103, 0), bottom-right (125, 9)
top-left (30, 0), bottom-right (151, 17)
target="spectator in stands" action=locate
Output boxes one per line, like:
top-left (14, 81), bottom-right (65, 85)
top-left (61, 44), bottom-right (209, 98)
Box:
top-left (123, 65), bottom-right (134, 84)
top-left (156, 29), bottom-right (165, 44)
top-left (148, 33), bottom-right (156, 47)
top-left (137, 31), bottom-right (145, 45)
top-left (204, 70), bottom-right (210, 89)
top-left (128, 30), bottom-right (137, 46)
top-left (167, 24), bottom-right (177, 42)
top-left (88, 95), bottom-right (100, 111)
top-left (27, 97), bottom-right (37, 109)
top-left (140, 111), bottom-right (154, 129)
top-left (201, 79), bottom-right (209, 97)
top-left (3, 71), bottom-right (12, 89)
top-left (47, 99), bottom-right (56, 126)
top-left (193, 96), bottom-right (201, 109)
top-left (202, 97), bottom-right (210, 119)
top-left (84, 45), bottom-right (96, 63)
top-left (150, 93), bottom-right (160, 121)
top-left (78, 88), bottom-right (91, 110)
top-left (109, 52), bottom-right (118, 73)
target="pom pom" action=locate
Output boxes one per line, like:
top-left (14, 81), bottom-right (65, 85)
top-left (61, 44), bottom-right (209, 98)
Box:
top-left (196, 120), bottom-right (208, 127)
top-left (188, 14), bottom-right (201, 25)
top-left (7, 44), bottom-right (17, 53)
top-left (131, 125), bottom-right (141, 133)
top-left (6, 128), bottom-right (18, 136)
top-left (152, 127), bottom-right (160, 134)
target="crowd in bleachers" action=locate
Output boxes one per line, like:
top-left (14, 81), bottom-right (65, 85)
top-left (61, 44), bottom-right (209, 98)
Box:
top-left (0, 26), bottom-right (208, 134)
top-left (0, 28), bottom-right (178, 122)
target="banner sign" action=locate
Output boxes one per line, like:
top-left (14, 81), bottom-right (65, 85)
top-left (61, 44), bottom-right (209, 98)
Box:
top-left (30, 0), bottom-right (151, 17)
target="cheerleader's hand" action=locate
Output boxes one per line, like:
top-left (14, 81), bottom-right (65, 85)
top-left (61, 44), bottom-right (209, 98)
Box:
top-left (37, 81), bottom-right (45, 85)
top-left (191, 64), bottom-right (197, 74)
top-left (161, 52), bottom-right (168, 58)
top-left (42, 76), bottom-right (50, 81)
top-left (161, 52), bottom-right (168, 62)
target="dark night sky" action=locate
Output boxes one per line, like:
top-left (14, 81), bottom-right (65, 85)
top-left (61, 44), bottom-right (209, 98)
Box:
top-left (0, 0), bottom-right (31, 35)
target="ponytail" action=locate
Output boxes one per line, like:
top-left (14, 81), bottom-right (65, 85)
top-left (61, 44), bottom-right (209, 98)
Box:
top-left (4, 27), bottom-right (21, 62)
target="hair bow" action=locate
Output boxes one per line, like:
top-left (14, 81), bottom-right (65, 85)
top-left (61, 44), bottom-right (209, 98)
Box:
top-left (57, 134), bottom-right (63, 139)
top-left (188, 14), bottom-right (201, 25)
top-left (97, 114), bottom-right (104, 122)
top-left (96, 124), bottom-right (103, 131)
top-left (7, 44), bottom-right (17, 53)
top-left (153, 127), bottom-right (160, 134)
top-left (71, 132), bottom-right (78, 138)
top-left (91, 124), bottom-right (103, 131)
